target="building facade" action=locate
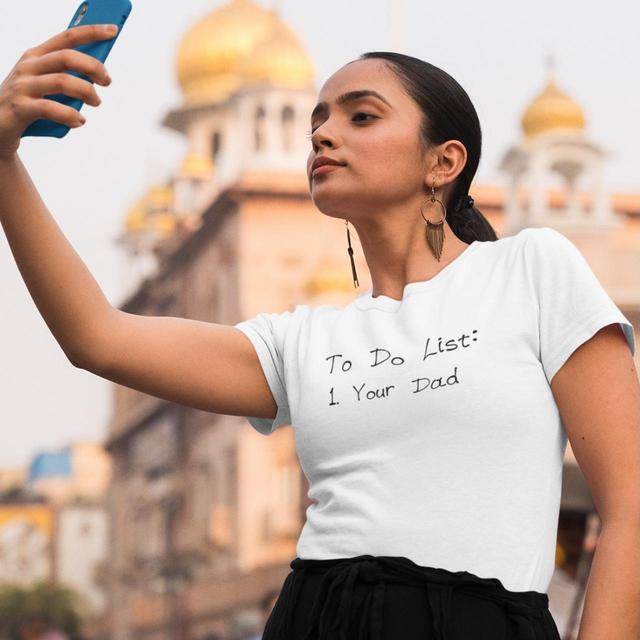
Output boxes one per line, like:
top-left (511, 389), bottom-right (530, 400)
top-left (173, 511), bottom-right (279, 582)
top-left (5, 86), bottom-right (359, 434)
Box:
top-left (0, 442), bottom-right (111, 621)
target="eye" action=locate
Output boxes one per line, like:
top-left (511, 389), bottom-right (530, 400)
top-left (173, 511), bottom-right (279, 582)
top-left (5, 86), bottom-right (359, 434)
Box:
top-left (351, 112), bottom-right (376, 124)
top-left (305, 113), bottom-right (378, 139)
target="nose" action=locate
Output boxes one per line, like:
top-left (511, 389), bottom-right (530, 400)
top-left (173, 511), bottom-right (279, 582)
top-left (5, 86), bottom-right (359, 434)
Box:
top-left (310, 137), bottom-right (334, 154)
top-left (310, 121), bottom-right (338, 151)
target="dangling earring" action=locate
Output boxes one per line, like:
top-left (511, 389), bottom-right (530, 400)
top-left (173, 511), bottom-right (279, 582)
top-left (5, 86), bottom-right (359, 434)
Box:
top-left (345, 219), bottom-right (359, 287)
top-left (420, 178), bottom-right (447, 262)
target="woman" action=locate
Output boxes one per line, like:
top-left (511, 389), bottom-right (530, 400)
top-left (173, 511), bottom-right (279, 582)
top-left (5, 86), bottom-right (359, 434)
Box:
top-left (1, 23), bottom-right (639, 640)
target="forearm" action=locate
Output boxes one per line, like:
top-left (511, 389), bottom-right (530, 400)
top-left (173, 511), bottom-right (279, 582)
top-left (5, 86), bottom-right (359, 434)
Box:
top-left (577, 519), bottom-right (640, 639)
top-left (0, 152), bottom-right (114, 366)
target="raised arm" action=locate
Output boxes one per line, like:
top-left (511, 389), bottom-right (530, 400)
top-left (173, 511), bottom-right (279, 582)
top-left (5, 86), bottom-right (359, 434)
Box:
top-left (0, 24), bottom-right (277, 422)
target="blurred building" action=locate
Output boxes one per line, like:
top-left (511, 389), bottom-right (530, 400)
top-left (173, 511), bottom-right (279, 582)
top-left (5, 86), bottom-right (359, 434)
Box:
top-left (0, 499), bottom-right (53, 584)
top-left (56, 500), bottom-right (110, 615)
top-left (28, 442), bottom-right (112, 506)
top-left (97, 1), bottom-right (639, 639)
top-left (0, 443), bottom-right (112, 620)
top-left (0, 467), bottom-right (26, 494)
top-left (104, 2), bottom-right (318, 639)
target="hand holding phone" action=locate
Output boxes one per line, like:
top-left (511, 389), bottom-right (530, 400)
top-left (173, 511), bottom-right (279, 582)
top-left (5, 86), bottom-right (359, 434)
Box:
top-left (0, 0), bottom-right (131, 155)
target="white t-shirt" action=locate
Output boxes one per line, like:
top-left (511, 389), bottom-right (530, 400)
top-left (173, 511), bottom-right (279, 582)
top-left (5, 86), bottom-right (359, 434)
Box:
top-left (233, 226), bottom-right (635, 593)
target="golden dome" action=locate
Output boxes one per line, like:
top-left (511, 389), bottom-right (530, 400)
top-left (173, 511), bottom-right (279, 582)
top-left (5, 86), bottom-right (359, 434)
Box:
top-left (124, 184), bottom-right (176, 235)
top-left (124, 195), bottom-right (147, 233)
top-left (150, 212), bottom-right (177, 234)
top-left (305, 265), bottom-right (356, 297)
top-left (175, 0), bottom-right (276, 105)
top-left (175, 0), bottom-right (314, 105)
top-left (147, 184), bottom-right (173, 212)
top-left (239, 14), bottom-right (315, 88)
top-left (179, 151), bottom-right (214, 179)
top-left (522, 75), bottom-right (586, 138)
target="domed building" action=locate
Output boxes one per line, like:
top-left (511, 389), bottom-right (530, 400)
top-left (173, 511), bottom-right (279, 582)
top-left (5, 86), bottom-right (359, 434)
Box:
top-left (500, 68), bottom-right (620, 234)
top-left (106, 4), bottom-right (352, 640)
top-left (117, 0), bottom-right (318, 290)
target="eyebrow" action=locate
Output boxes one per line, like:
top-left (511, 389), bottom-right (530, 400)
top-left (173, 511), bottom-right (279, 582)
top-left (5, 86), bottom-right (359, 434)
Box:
top-left (310, 89), bottom-right (393, 121)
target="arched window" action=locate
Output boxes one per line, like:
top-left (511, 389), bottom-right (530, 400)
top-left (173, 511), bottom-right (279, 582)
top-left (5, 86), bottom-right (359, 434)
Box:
top-left (211, 130), bottom-right (222, 158)
top-left (281, 105), bottom-right (295, 152)
top-left (254, 105), bottom-right (267, 151)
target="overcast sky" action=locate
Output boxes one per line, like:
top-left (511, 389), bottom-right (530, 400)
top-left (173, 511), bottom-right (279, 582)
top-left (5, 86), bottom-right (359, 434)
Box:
top-left (1, 0), bottom-right (638, 468)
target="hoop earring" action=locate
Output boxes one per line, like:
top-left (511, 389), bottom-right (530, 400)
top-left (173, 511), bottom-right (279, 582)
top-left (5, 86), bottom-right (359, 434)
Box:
top-left (345, 219), bottom-right (359, 288)
top-left (420, 179), bottom-right (447, 262)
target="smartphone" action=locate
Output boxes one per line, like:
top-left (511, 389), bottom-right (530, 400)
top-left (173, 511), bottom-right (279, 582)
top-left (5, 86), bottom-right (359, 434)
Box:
top-left (21, 0), bottom-right (132, 139)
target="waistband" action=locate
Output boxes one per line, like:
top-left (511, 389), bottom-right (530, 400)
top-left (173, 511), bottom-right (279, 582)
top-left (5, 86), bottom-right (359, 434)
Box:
top-left (272, 554), bottom-right (551, 640)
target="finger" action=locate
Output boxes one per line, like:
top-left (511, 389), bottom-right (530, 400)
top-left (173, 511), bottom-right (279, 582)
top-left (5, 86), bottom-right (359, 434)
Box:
top-left (28, 73), bottom-right (102, 107)
top-left (28, 24), bottom-right (118, 58)
top-left (22, 97), bottom-right (87, 130)
top-left (24, 49), bottom-right (111, 87)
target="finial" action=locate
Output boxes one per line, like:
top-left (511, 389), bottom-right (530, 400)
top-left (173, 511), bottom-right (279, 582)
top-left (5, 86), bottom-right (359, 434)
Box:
top-left (544, 51), bottom-right (557, 84)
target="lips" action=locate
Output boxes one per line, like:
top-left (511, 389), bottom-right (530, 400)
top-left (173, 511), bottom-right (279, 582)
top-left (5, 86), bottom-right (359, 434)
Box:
top-left (312, 164), bottom-right (344, 178)
top-left (311, 156), bottom-right (346, 174)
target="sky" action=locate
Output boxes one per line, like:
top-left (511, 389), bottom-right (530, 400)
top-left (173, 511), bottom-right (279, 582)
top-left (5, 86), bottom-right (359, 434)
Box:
top-left (1, 0), bottom-right (639, 467)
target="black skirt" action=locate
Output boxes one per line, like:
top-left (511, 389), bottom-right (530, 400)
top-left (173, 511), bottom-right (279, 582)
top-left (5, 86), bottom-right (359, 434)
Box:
top-left (262, 554), bottom-right (561, 639)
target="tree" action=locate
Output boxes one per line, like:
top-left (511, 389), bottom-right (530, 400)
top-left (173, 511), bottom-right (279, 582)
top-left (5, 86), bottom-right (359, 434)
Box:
top-left (0, 582), bottom-right (88, 640)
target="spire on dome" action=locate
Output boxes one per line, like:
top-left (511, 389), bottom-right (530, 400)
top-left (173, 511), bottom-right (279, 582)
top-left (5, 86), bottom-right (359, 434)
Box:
top-left (520, 55), bottom-right (586, 138)
top-left (544, 51), bottom-right (557, 81)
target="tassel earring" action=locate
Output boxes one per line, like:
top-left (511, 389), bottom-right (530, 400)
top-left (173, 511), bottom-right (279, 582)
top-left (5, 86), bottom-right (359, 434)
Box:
top-left (420, 178), bottom-right (447, 262)
top-left (345, 219), bottom-right (359, 287)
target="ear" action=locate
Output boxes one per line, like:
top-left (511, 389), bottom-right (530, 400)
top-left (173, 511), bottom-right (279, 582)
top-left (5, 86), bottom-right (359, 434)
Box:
top-left (424, 140), bottom-right (467, 190)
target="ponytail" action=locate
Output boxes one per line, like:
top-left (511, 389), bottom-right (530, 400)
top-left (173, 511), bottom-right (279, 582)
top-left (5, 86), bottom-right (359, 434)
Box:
top-left (447, 193), bottom-right (498, 244)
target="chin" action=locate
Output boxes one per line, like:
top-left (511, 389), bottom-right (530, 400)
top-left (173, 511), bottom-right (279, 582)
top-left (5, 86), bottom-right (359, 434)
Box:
top-left (315, 186), bottom-right (384, 217)
top-left (312, 201), bottom-right (350, 220)
top-left (310, 185), bottom-right (354, 217)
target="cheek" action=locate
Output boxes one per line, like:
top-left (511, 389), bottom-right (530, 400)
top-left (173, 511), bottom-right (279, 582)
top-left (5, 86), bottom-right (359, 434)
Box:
top-left (308, 129), bottom-right (424, 209)
top-left (351, 131), bottom-right (422, 185)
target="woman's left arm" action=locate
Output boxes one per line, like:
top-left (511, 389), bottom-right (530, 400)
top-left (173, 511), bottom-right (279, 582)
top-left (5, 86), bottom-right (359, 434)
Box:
top-left (551, 322), bottom-right (640, 639)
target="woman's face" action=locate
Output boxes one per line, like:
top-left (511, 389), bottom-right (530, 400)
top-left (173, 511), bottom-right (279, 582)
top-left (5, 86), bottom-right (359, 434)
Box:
top-left (306, 58), bottom-right (430, 221)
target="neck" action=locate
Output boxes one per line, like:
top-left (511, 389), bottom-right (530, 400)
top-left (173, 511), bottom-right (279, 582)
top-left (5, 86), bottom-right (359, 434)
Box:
top-left (351, 214), bottom-right (469, 300)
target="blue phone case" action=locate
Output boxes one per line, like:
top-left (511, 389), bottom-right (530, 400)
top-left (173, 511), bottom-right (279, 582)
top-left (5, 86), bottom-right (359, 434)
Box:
top-left (21, 0), bottom-right (132, 139)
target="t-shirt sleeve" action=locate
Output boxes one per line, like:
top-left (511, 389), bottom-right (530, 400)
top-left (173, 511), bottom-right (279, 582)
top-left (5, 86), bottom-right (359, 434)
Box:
top-left (233, 310), bottom-right (293, 435)
top-left (525, 226), bottom-right (636, 385)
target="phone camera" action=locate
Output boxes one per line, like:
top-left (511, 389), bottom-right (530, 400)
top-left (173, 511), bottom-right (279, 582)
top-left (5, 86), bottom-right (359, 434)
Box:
top-left (72, 3), bottom-right (89, 26)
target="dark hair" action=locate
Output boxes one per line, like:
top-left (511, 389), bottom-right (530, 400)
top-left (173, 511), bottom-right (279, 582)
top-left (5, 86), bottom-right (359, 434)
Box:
top-left (355, 52), bottom-right (498, 243)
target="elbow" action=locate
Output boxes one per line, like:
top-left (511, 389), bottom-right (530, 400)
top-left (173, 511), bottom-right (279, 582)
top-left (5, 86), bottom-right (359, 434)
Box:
top-left (66, 309), bottom-right (119, 373)
top-left (67, 349), bottom-right (91, 371)
top-left (67, 346), bottom-right (107, 374)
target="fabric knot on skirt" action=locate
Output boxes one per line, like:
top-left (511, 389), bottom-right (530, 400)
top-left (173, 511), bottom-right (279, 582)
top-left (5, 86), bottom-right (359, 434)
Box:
top-left (265, 554), bottom-right (555, 640)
